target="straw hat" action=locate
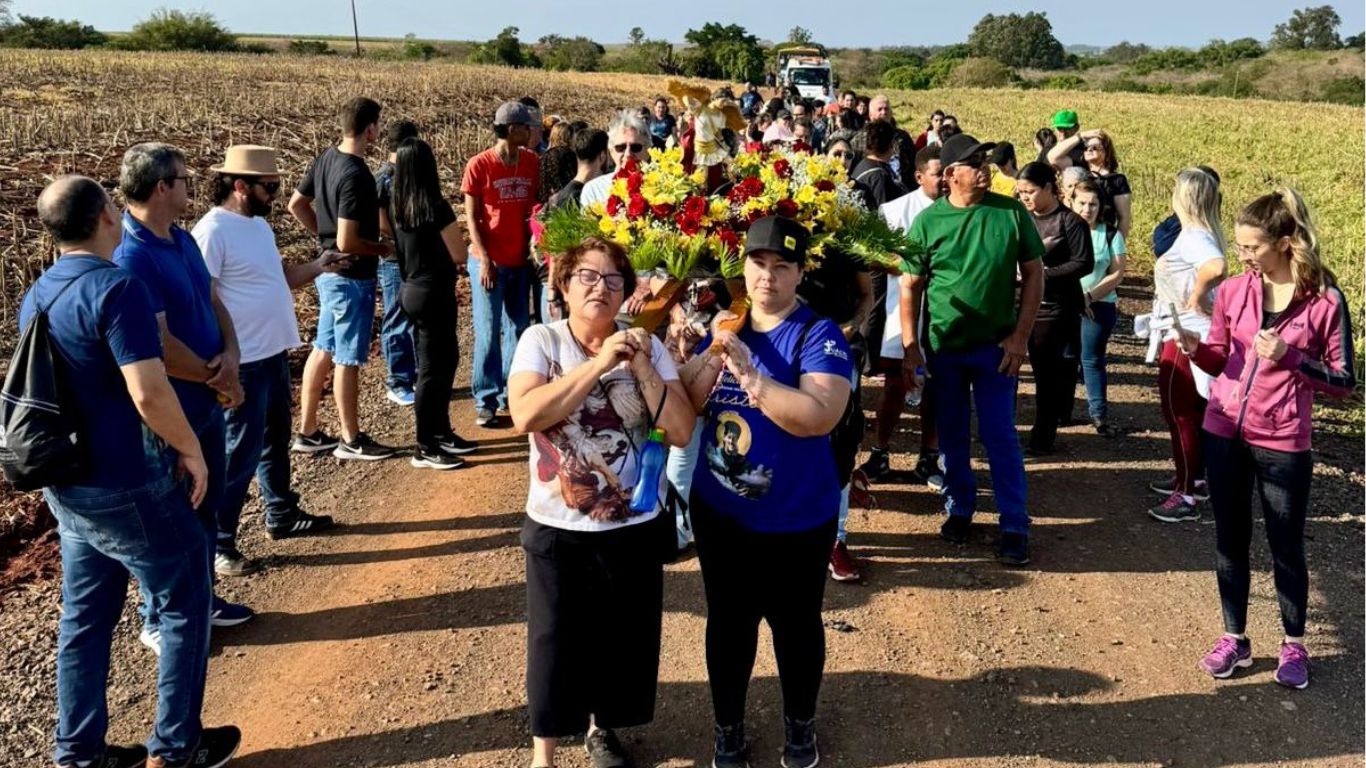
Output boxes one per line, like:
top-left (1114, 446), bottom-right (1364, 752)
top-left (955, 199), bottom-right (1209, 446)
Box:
top-left (210, 145), bottom-right (280, 176)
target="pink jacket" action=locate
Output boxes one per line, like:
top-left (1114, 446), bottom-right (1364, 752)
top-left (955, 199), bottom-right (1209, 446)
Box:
top-left (1192, 272), bottom-right (1356, 452)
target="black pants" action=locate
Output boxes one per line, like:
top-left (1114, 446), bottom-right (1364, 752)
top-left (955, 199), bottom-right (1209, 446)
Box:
top-left (862, 271), bottom-right (888, 372)
top-left (523, 518), bottom-right (665, 737)
top-left (1204, 433), bottom-right (1313, 638)
top-left (400, 281), bottom-right (458, 450)
top-left (1027, 311), bottom-right (1081, 451)
top-left (691, 493), bottom-right (837, 726)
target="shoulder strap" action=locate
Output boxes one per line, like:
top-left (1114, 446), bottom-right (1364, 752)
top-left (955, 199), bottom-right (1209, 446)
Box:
top-left (790, 314), bottom-right (821, 380)
top-left (38, 261), bottom-right (106, 316)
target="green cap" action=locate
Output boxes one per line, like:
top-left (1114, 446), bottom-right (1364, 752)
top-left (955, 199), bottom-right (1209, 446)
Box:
top-left (1051, 109), bottom-right (1078, 130)
top-left (648, 427), bottom-right (666, 442)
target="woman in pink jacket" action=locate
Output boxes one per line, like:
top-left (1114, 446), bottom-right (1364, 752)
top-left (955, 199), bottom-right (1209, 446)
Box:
top-left (1176, 188), bottom-right (1355, 690)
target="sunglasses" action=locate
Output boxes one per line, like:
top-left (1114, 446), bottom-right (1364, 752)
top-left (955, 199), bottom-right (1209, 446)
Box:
top-left (613, 143), bottom-right (645, 154)
top-left (573, 268), bottom-right (625, 292)
top-left (1084, 143), bottom-right (1103, 151)
top-left (253, 180), bottom-right (282, 194)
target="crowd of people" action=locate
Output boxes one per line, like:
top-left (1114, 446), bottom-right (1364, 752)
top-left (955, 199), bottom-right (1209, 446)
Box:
top-left (18, 81), bottom-right (1355, 768)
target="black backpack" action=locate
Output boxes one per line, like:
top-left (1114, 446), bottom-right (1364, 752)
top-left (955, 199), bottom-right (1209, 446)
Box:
top-left (0, 267), bottom-right (100, 490)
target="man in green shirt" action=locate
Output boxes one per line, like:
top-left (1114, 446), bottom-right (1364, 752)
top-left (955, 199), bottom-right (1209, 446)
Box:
top-left (903, 133), bottom-right (1044, 566)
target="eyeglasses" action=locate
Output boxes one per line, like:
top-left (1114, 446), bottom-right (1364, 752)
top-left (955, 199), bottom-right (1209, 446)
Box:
top-left (829, 150), bottom-right (849, 158)
top-left (613, 143), bottom-right (645, 154)
top-left (253, 180), bottom-right (282, 194)
top-left (162, 175), bottom-right (191, 187)
top-left (573, 268), bottom-right (625, 292)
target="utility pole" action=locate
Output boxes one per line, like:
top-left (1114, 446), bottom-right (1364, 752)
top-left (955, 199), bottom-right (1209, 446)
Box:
top-left (350, 0), bottom-right (361, 56)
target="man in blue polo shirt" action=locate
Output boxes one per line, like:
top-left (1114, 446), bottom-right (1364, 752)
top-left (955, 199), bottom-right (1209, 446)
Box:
top-left (114, 142), bottom-right (254, 653)
top-left (29, 176), bottom-right (241, 768)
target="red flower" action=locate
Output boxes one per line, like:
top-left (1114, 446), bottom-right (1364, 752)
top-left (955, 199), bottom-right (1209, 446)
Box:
top-left (775, 198), bottom-right (799, 218)
top-left (815, 179), bottom-right (836, 192)
top-left (792, 141), bottom-right (813, 154)
top-left (715, 227), bottom-right (739, 254)
top-left (605, 195), bottom-right (622, 216)
top-left (744, 141), bottom-right (764, 154)
top-left (682, 195), bottom-right (708, 219)
top-left (626, 171), bottom-right (644, 194)
top-left (651, 202), bottom-right (676, 218)
top-left (627, 194), bottom-right (648, 219)
top-left (676, 212), bottom-right (703, 235)
top-left (728, 176), bottom-right (765, 204)
top-left (773, 159), bottom-right (792, 179)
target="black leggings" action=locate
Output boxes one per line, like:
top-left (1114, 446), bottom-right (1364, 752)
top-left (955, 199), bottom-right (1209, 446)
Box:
top-left (1027, 311), bottom-right (1081, 451)
top-left (691, 493), bottom-right (837, 726)
top-left (1204, 432), bottom-right (1313, 638)
top-left (400, 282), bottom-right (458, 450)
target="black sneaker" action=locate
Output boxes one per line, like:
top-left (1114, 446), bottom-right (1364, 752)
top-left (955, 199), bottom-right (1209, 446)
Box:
top-left (266, 511), bottom-right (335, 540)
top-left (940, 515), bottom-right (971, 544)
top-left (69, 744), bottom-right (147, 768)
top-left (411, 449), bottom-right (467, 471)
top-left (584, 727), bottom-right (631, 768)
top-left (436, 433), bottom-right (478, 456)
top-left (857, 449), bottom-right (891, 483)
top-left (909, 453), bottom-right (945, 490)
top-left (1092, 420), bottom-right (1118, 437)
top-left (712, 723), bottom-right (750, 768)
top-left (177, 725), bottom-right (241, 768)
top-left (333, 432), bottom-right (397, 461)
top-left (291, 430), bottom-right (339, 454)
top-left (1023, 441), bottom-right (1055, 458)
top-left (475, 408), bottom-right (496, 428)
top-left (213, 548), bottom-right (259, 577)
top-left (997, 533), bottom-right (1031, 567)
top-left (781, 716), bottom-right (819, 768)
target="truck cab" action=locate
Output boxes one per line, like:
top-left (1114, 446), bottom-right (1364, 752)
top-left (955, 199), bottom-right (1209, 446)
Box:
top-left (775, 45), bottom-right (835, 103)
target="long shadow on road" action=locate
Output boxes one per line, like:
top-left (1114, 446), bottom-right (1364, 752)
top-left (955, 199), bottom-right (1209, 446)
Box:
top-left (229, 666), bottom-right (1364, 768)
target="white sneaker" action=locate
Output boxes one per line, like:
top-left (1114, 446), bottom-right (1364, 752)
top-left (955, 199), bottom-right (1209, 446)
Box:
top-left (139, 628), bottom-right (162, 656)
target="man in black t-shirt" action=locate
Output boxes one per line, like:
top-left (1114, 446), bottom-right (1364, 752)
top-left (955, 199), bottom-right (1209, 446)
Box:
top-left (850, 120), bottom-right (907, 364)
top-left (287, 96), bottom-right (397, 460)
top-left (539, 129), bottom-right (609, 320)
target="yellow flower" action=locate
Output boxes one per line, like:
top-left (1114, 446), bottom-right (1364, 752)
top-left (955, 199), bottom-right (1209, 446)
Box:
top-left (610, 178), bottom-right (628, 200)
top-left (598, 216), bottom-right (617, 235)
top-left (690, 168), bottom-right (708, 185)
top-left (708, 199), bottom-right (731, 221)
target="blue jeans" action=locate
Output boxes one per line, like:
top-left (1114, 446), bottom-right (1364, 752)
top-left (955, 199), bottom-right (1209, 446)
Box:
top-left (468, 257), bottom-right (530, 412)
top-left (47, 474), bottom-right (212, 765)
top-left (145, 410), bottom-right (226, 631)
top-left (313, 274), bottom-right (376, 367)
top-left (377, 260), bottom-right (416, 390)
top-left (667, 418), bottom-right (704, 545)
top-left (928, 343), bottom-right (1030, 535)
top-left (219, 352), bottom-right (300, 551)
top-left (1080, 301), bottom-right (1118, 424)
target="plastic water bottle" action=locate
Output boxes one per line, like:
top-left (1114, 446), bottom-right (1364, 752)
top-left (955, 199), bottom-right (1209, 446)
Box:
top-left (630, 428), bottom-right (667, 514)
top-left (904, 367), bottom-right (925, 407)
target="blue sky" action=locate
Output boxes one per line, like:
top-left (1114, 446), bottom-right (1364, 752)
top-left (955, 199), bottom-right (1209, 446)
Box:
top-left (20, 0), bottom-right (1366, 48)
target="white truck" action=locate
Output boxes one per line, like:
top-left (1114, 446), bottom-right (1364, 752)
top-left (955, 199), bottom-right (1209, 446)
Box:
top-left (777, 46), bottom-right (835, 104)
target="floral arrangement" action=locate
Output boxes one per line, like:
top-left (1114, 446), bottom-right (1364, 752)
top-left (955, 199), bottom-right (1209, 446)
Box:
top-left (540, 144), bottom-right (917, 281)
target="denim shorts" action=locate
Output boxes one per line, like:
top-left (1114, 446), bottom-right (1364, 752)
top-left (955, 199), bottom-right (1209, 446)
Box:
top-left (314, 273), bottom-right (376, 366)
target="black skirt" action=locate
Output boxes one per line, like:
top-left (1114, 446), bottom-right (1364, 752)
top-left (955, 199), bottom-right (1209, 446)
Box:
top-left (522, 515), bottom-right (667, 737)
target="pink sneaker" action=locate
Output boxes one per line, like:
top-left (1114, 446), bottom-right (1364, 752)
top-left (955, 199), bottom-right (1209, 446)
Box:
top-left (1199, 635), bottom-right (1253, 678)
top-left (1274, 642), bottom-right (1310, 689)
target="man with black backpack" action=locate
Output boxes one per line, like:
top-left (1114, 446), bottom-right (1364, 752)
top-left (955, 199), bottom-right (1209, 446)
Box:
top-left (23, 176), bottom-right (241, 768)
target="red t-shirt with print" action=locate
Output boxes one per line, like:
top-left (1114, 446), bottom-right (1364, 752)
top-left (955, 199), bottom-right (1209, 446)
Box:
top-left (461, 147), bottom-right (540, 268)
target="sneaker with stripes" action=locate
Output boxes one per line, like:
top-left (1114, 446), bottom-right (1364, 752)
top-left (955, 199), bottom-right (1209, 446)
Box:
top-left (267, 511), bottom-right (335, 540)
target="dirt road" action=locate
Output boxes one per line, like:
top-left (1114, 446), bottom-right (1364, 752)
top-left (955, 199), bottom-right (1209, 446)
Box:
top-left (2, 302), bottom-right (1362, 767)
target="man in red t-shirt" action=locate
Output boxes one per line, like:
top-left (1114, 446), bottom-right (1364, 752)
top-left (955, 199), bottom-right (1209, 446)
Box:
top-left (462, 101), bottom-right (540, 427)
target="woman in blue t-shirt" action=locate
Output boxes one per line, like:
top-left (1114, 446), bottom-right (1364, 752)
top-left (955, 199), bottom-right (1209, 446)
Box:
top-left (679, 216), bottom-right (853, 768)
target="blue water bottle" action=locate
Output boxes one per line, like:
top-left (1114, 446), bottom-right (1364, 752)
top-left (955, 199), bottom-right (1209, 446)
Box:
top-left (630, 428), bottom-right (667, 514)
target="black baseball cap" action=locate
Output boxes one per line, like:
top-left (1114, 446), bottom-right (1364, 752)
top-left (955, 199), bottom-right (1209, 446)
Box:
top-left (744, 216), bottom-right (808, 264)
top-left (939, 133), bottom-right (997, 168)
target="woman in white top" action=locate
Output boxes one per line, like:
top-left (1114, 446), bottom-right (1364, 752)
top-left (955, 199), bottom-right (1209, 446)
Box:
top-left (1146, 168), bottom-right (1227, 521)
top-left (508, 237), bottom-right (695, 768)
